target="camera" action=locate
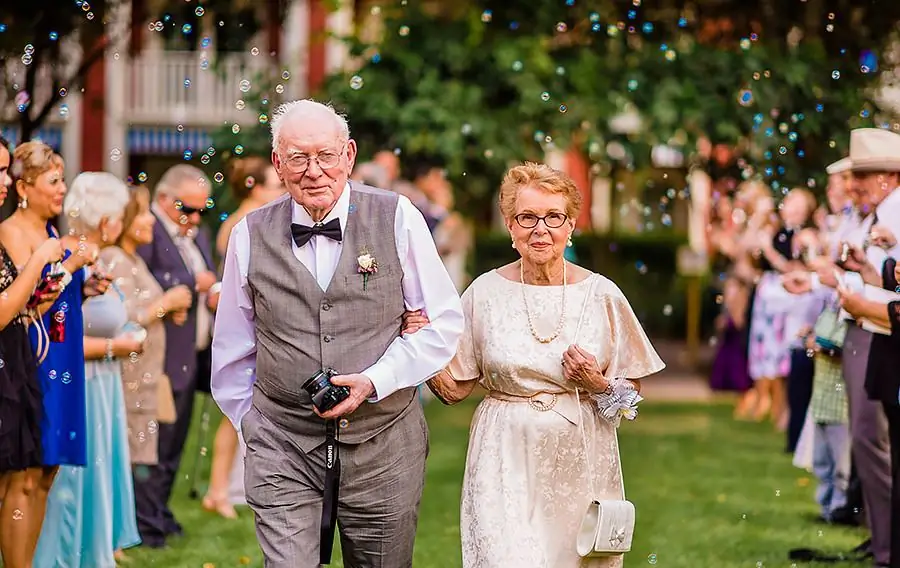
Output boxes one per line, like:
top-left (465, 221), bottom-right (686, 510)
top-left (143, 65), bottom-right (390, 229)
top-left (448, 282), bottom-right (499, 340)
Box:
top-left (838, 242), bottom-right (851, 266)
top-left (302, 368), bottom-right (350, 413)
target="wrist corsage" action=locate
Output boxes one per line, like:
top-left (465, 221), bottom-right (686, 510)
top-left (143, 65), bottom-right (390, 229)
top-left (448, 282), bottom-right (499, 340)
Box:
top-left (591, 378), bottom-right (643, 427)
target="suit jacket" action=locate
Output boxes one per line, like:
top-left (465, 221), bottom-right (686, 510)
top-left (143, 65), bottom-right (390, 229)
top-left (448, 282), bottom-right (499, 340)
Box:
top-left (865, 257), bottom-right (900, 406)
top-left (137, 213), bottom-right (215, 392)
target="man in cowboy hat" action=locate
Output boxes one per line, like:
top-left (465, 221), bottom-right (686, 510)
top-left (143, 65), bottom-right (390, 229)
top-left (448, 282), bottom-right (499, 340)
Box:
top-left (785, 127), bottom-right (900, 567)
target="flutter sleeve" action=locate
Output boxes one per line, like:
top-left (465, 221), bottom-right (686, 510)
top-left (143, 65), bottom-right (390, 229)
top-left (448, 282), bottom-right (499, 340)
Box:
top-left (446, 281), bottom-right (481, 382)
top-left (601, 285), bottom-right (666, 381)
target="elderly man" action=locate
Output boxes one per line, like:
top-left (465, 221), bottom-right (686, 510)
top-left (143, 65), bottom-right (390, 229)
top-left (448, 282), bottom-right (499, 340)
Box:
top-left (785, 128), bottom-right (900, 567)
top-left (135, 164), bottom-right (219, 548)
top-left (212, 99), bottom-right (464, 567)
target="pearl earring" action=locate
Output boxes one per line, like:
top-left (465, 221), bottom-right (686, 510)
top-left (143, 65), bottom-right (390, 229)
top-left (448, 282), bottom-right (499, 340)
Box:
top-left (19, 196), bottom-right (27, 209)
top-left (567, 236), bottom-right (573, 247)
top-left (511, 240), bottom-right (516, 249)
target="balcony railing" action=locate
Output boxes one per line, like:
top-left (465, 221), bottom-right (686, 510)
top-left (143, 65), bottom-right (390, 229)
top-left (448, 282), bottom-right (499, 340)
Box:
top-left (127, 51), bottom-right (285, 126)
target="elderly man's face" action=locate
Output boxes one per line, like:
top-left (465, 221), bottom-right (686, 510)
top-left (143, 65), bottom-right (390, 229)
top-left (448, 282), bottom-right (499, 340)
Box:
top-left (161, 179), bottom-right (211, 235)
top-left (272, 118), bottom-right (357, 221)
top-left (852, 172), bottom-right (898, 213)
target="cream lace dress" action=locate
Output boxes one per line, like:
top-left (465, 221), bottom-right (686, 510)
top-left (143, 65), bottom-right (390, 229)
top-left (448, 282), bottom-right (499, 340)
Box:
top-left (450, 269), bottom-right (665, 568)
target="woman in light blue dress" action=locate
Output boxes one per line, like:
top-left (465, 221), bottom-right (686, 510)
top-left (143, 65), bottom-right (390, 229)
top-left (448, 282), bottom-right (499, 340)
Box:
top-left (35, 172), bottom-right (143, 567)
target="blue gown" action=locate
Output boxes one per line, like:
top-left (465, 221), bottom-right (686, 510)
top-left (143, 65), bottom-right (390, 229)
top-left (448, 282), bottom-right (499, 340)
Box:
top-left (29, 230), bottom-right (87, 467)
top-left (35, 287), bottom-right (141, 567)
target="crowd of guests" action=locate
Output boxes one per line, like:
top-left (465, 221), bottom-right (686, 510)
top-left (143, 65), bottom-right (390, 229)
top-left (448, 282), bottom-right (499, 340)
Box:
top-left (0, 134), bottom-right (471, 567)
top-left (706, 127), bottom-right (900, 567)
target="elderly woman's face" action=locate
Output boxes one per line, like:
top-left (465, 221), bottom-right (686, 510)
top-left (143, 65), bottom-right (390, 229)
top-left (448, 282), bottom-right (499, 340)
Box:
top-left (20, 166), bottom-right (66, 219)
top-left (507, 186), bottom-right (574, 266)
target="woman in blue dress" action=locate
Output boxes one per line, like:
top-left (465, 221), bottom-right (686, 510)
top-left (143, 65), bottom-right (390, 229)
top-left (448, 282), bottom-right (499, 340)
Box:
top-left (0, 142), bottom-right (107, 562)
top-left (35, 172), bottom-right (143, 567)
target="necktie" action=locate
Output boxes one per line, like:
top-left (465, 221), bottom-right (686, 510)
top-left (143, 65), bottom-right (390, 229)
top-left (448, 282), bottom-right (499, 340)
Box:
top-left (291, 218), bottom-right (342, 248)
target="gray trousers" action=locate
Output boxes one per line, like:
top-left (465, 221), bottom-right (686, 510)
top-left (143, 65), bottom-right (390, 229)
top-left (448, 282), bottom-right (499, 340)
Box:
top-left (842, 326), bottom-right (892, 565)
top-left (242, 404), bottom-right (429, 568)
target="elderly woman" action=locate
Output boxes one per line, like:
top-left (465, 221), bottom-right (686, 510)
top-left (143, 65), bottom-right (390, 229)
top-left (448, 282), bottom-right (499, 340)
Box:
top-left (0, 137), bottom-right (65, 568)
top-left (0, 142), bottom-right (108, 561)
top-left (35, 172), bottom-right (144, 567)
top-left (426, 162), bottom-right (664, 567)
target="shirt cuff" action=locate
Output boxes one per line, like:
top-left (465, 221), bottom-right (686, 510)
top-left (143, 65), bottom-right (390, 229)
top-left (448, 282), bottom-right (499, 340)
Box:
top-left (842, 271), bottom-right (865, 293)
top-left (362, 361), bottom-right (397, 403)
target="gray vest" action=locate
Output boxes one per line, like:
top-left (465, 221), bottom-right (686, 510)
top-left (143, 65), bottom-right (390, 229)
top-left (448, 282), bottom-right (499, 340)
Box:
top-left (245, 184), bottom-right (419, 452)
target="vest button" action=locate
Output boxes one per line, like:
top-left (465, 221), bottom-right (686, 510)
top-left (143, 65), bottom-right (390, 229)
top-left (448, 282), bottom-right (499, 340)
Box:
top-left (338, 418), bottom-right (349, 429)
top-left (323, 335), bottom-right (333, 343)
top-left (322, 303), bottom-right (332, 311)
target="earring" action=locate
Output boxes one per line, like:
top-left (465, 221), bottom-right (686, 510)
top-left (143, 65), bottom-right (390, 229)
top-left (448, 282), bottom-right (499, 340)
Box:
top-left (19, 196), bottom-right (27, 209)
top-left (101, 231), bottom-right (109, 243)
top-left (567, 236), bottom-right (573, 247)
top-left (511, 240), bottom-right (516, 249)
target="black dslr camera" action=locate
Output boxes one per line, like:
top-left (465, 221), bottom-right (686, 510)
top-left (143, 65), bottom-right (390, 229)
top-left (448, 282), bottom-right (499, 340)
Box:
top-left (302, 368), bottom-right (350, 413)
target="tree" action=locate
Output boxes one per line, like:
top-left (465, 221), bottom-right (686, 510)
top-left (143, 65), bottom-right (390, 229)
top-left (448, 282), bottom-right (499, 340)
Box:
top-left (319, 0), bottom-right (900, 222)
top-left (0, 0), bottom-right (126, 142)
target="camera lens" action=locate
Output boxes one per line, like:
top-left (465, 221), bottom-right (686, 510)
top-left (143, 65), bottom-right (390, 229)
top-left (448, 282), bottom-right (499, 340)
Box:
top-left (302, 372), bottom-right (331, 396)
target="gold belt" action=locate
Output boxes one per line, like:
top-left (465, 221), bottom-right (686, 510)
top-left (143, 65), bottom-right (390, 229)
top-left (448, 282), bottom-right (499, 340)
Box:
top-left (487, 391), bottom-right (587, 425)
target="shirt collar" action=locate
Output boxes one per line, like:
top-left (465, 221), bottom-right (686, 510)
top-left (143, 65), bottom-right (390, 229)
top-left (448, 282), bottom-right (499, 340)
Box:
top-left (875, 186), bottom-right (900, 219)
top-left (291, 182), bottom-right (351, 229)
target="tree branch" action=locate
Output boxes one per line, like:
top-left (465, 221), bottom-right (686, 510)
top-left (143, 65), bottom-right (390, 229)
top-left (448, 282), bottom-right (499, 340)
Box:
top-left (29, 33), bottom-right (114, 131)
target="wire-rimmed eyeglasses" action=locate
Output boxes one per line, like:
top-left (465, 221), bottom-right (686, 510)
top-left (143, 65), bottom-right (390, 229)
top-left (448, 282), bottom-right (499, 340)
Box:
top-left (514, 212), bottom-right (569, 229)
top-left (280, 143), bottom-right (347, 174)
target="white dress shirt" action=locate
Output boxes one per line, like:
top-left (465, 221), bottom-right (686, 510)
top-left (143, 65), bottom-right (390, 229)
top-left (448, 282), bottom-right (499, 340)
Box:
top-left (211, 183), bottom-right (464, 430)
top-left (152, 203), bottom-right (213, 350)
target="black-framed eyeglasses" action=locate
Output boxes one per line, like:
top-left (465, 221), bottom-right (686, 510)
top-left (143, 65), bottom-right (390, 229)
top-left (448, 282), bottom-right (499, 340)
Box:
top-left (175, 200), bottom-right (211, 216)
top-left (514, 212), bottom-right (568, 229)
top-left (281, 142), bottom-right (348, 174)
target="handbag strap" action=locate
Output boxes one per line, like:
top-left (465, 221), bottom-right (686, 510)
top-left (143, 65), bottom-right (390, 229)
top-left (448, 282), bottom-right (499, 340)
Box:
top-left (570, 273), bottom-right (628, 501)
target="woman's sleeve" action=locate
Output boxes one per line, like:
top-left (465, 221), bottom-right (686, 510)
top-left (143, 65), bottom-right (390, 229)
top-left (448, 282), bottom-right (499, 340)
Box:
top-left (602, 287), bottom-right (667, 380)
top-left (882, 257), bottom-right (897, 291)
top-left (446, 283), bottom-right (480, 382)
top-left (890, 301), bottom-right (900, 335)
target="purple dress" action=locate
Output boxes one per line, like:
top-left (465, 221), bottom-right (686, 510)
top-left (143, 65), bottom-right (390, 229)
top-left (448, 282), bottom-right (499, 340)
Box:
top-left (709, 317), bottom-right (753, 392)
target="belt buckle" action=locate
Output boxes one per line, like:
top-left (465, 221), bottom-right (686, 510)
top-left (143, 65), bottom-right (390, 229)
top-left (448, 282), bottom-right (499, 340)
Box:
top-left (528, 393), bottom-right (558, 412)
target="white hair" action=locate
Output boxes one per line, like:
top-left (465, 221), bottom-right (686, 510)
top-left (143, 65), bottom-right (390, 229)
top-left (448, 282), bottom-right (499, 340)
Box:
top-left (269, 99), bottom-right (350, 152)
top-left (63, 172), bottom-right (130, 235)
top-left (155, 164), bottom-right (211, 199)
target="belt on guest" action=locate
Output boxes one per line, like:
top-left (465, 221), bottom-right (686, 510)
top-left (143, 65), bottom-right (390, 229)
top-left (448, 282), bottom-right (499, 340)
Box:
top-left (486, 390), bottom-right (589, 425)
top-left (320, 419), bottom-right (340, 565)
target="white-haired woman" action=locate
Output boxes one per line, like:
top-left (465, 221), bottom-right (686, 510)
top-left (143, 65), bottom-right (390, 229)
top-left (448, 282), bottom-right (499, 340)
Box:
top-left (427, 163), bottom-right (664, 567)
top-left (35, 172), bottom-right (144, 567)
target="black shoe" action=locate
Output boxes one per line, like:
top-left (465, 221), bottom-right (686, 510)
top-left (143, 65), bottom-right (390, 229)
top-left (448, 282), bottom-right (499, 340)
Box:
top-left (829, 505), bottom-right (862, 527)
top-left (851, 539), bottom-right (872, 555)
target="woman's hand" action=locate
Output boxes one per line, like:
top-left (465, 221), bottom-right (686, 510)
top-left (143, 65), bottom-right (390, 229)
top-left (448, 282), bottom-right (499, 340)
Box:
top-left (171, 309), bottom-right (188, 326)
top-left (402, 310), bottom-right (430, 335)
top-left (562, 344), bottom-right (608, 392)
top-left (162, 285), bottom-right (193, 313)
top-left (35, 238), bottom-right (64, 265)
top-left (113, 336), bottom-right (145, 357)
top-left (83, 271), bottom-right (112, 297)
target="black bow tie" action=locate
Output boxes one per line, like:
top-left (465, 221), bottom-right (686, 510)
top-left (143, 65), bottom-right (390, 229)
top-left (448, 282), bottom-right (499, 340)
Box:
top-left (291, 218), bottom-right (342, 248)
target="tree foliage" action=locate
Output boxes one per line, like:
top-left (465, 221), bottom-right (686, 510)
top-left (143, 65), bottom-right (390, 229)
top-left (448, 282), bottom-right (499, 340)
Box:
top-left (320, 0), bottom-right (900, 220)
top-left (0, 0), bottom-right (123, 141)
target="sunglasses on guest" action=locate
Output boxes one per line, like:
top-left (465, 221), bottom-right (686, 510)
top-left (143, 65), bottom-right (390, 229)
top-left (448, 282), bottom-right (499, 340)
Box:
top-left (174, 200), bottom-right (211, 216)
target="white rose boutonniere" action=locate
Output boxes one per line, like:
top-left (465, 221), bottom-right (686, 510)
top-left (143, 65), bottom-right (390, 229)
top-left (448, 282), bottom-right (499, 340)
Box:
top-left (357, 252), bottom-right (378, 291)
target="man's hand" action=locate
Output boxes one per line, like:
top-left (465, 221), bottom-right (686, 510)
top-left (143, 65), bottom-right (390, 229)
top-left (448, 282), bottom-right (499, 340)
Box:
top-left (838, 287), bottom-right (867, 319)
top-left (315, 374), bottom-right (376, 420)
top-left (195, 271), bottom-right (218, 294)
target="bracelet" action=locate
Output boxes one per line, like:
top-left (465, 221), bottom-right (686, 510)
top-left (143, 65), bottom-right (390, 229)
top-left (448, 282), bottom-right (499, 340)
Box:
top-left (104, 339), bottom-right (115, 362)
top-left (590, 378), bottom-right (643, 427)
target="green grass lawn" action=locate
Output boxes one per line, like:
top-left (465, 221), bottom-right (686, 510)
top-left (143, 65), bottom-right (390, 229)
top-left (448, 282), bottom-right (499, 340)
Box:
top-left (126, 396), bottom-right (868, 567)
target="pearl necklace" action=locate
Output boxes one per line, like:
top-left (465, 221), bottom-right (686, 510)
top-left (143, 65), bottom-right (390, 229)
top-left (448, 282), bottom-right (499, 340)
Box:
top-left (520, 260), bottom-right (567, 344)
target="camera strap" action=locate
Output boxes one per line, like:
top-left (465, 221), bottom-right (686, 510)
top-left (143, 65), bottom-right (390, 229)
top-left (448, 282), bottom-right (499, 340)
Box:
top-left (319, 419), bottom-right (341, 565)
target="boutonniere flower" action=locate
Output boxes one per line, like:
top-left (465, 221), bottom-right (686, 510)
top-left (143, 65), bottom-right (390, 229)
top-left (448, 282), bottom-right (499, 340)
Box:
top-left (357, 252), bottom-right (378, 291)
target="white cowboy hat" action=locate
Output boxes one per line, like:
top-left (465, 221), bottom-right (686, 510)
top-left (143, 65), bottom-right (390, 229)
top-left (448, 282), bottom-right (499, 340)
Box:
top-left (825, 157), bottom-right (851, 175)
top-left (849, 128), bottom-right (900, 172)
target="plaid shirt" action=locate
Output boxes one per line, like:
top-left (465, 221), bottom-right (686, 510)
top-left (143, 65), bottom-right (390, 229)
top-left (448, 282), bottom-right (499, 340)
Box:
top-left (809, 306), bottom-right (849, 424)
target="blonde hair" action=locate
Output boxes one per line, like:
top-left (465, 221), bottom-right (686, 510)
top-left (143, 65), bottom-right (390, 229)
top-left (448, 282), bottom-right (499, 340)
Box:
top-left (784, 187), bottom-right (817, 218)
top-left (12, 141), bottom-right (63, 186)
top-left (117, 185), bottom-right (151, 246)
top-left (499, 162), bottom-right (582, 221)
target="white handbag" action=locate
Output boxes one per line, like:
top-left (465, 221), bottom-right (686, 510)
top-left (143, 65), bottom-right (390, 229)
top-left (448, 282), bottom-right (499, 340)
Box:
top-left (571, 275), bottom-right (636, 558)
